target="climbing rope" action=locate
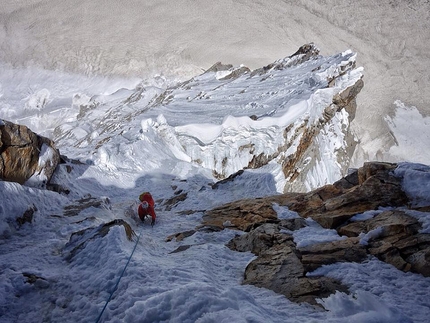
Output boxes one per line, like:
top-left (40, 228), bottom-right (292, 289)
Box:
top-left (95, 225), bottom-right (143, 323)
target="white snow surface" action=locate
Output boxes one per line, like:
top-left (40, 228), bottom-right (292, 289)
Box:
top-left (394, 162), bottom-right (430, 208)
top-left (1, 2), bottom-right (430, 321)
top-left (292, 218), bottom-right (347, 248)
top-left (384, 100), bottom-right (430, 164)
top-left (0, 45), bottom-right (362, 192)
top-left (1, 63), bottom-right (430, 322)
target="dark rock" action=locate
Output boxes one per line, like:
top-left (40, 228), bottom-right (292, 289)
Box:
top-left (227, 223), bottom-right (295, 255)
top-left (0, 119), bottom-right (60, 186)
top-left (211, 170), bottom-right (244, 189)
top-left (339, 210), bottom-right (421, 238)
top-left (357, 162), bottom-right (397, 184)
top-left (16, 205), bottom-right (37, 228)
top-left (169, 245), bottom-right (192, 254)
top-left (63, 196), bottom-right (108, 217)
top-left (22, 272), bottom-right (49, 289)
top-left (202, 197), bottom-right (281, 231)
top-left (200, 161), bottom-right (430, 305)
top-left (298, 237), bottom-right (368, 272)
top-left (63, 219), bottom-right (134, 261)
top-left (163, 192), bottom-right (188, 211)
top-left (166, 230), bottom-right (196, 242)
top-left (279, 218), bottom-right (307, 231)
top-left (406, 249), bottom-right (430, 276)
top-left (243, 243), bottom-right (348, 305)
top-left (285, 162), bottom-right (408, 229)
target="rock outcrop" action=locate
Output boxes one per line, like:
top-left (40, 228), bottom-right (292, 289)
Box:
top-left (285, 162), bottom-right (409, 229)
top-left (193, 162), bottom-right (430, 305)
top-left (63, 219), bottom-right (135, 261)
top-left (0, 119), bottom-right (61, 187)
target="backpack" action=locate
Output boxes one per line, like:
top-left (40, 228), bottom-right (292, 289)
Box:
top-left (139, 192), bottom-right (152, 202)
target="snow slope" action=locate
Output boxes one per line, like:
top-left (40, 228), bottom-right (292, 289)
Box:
top-left (1, 152), bottom-right (430, 322)
top-left (1, 52), bottom-right (430, 322)
top-left (1, 1), bottom-right (430, 322)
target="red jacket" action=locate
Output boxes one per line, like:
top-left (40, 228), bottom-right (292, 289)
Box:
top-left (138, 202), bottom-right (156, 222)
top-left (138, 192), bottom-right (156, 223)
top-left (139, 192), bottom-right (155, 207)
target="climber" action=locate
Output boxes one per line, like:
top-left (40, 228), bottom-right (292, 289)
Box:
top-left (138, 192), bottom-right (156, 226)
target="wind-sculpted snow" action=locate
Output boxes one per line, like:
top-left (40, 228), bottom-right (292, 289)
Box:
top-left (3, 45), bottom-right (361, 192)
top-left (139, 47), bottom-right (361, 191)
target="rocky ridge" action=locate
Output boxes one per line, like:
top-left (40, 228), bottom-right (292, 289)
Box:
top-left (170, 162), bottom-right (430, 305)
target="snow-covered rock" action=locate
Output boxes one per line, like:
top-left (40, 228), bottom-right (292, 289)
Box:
top-left (199, 162), bottom-right (430, 305)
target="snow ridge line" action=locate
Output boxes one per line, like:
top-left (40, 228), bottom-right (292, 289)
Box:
top-left (95, 225), bottom-right (143, 323)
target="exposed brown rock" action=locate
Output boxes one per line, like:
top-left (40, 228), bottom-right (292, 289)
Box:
top-left (225, 220), bottom-right (351, 305)
top-left (202, 196), bottom-right (288, 231)
top-left (211, 170), bottom-right (244, 189)
top-left (357, 161), bottom-right (398, 185)
top-left (169, 245), bottom-right (192, 254)
top-left (237, 228), bottom-right (349, 305)
top-left (177, 162), bottom-right (429, 306)
top-left (63, 196), bottom-right (109, 217)
top-left (339, 210), bottom-right (430, 276)
top-left (285, 162), bottom-right (408, 229)
top-left (339, 210), bottom-right (420, 238)
top-left (166, 230), bottom-right (196, 242)
top-left (332, 77), bottom-right (364, 120)
top-left (298, 237), bottom-right (367, 272)
top-left (243, 244), bottom-right (303, 294)
top-left (406, 249), bottom-right (430, 276)
top-left (251, 43), bottom-right (320, 77)
top-left (282, 126), bottom-right (317, 184)
top-left (163, 190), bottom-right (188, 211)
top-left (227, 223), bottom-right (297, 255)
top-left (0, 119), bottom-right (60, 186)
top-left (280, 74), bottom-right (363, 193)
top-left (204, 62), bottom-right (233, 73)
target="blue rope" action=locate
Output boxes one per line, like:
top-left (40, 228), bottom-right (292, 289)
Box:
top-left (95, 226), bottom-right (143, 323)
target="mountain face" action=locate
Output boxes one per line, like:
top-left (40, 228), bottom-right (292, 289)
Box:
top-left (43, 43), bottom-right (362, 193)
top-left (3, 1), bottom-right (428, 169)
top-left (146, 43), bottom-right (363, 192)
top-left (1, 44), bottom-right (429, 322)
top-left (1, 44), bottom-right (363, 192)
